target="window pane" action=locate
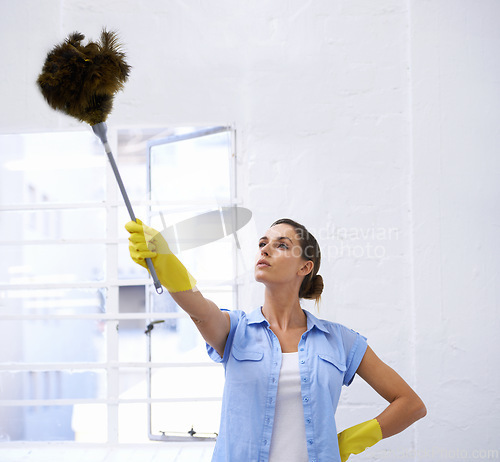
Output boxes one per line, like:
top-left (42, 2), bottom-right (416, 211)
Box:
top-left (115, 161), bottom-right (148, 204)
top-left (151, 366), bottom-right (223, 400)
top-left (72, 403), bottom-right (107, 443)
top-left (0, 288), bottom-right (106, 316)
top-left (0, 404), bottom-right (104, 442)
top-left (0, 370), bottom-right (106, 400)
top-left (119, 326), bottom-right (148, 363)
top-left (1, 244), bottom-right (105, 285)
top-left (149, 129), bottom-right (232, 204)
top-left (0, 132), bottom-right (106, 206)
top-left (118, 403), bottom-right (150, 443)
top-left (0, 320), bottom-right (105, 363)
top-left (119, 368), bottom-right (148, 397)
top-left (182, 240), bottom-right (236, 282)
top-left (118, 285), bottom-right (148, 362)
top-left (0, 208), bottom-right (106, 242)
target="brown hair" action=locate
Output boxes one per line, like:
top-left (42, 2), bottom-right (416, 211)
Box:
top-left (270, 218), bottom-right (324, 302)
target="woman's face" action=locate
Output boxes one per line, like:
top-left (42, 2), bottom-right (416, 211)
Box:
top-left (255, 223), bottom-right (312, 286)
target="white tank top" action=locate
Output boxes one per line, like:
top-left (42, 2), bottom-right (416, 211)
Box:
top-left (269, 352), bottom-right (309, 462)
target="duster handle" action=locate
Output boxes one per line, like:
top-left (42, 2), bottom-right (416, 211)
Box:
top-left (92, 123), bottom-right (163, 294)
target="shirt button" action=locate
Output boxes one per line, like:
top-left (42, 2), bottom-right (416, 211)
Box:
top-left (302, 377), bottom-right (308, 382)
top-left (303, 396), bottom-right (309, 402)
top-left (308, 439), bottom-right (314, 445)
top-left (272, 377), bottom-right (276, 383)
top-left (273, 361), bottom-right (278, 366)
top-left (265, 417), bottom-right (270, 424)
top-left (306, 418), bottom-right (312, 424)
top-left (300, 360), bottom-right (305, 364)
top-left (263, 440), bottom-right (268, 445)
top-left (300, 347), bottom-right (304, 351)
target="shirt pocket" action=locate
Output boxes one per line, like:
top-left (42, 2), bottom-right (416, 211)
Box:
top-left (318, 353), bottom-right (347, 373)
top-left (228, 346), bottom-right (264, 387)
top-left (317, 353), bottom-right (347, 397)
top-left (231, 346), bottom-right (264, 361)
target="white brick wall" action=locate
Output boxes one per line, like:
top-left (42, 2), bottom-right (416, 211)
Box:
top-left (411, 0), bottom-right (500, 458)
top-left (1, 0), bottom-right (498, 460)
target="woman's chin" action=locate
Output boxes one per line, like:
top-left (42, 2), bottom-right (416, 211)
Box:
top-left (254, 270), bottom-right (269, 283)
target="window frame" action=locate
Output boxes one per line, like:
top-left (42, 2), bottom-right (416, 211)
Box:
top-left (0, 125), bottom-right (238, 445)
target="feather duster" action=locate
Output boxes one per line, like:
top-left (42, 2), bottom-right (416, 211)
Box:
top-left (37, 29), bottom-right (131, 125)
top-left (36, 30), bottom-right (163, 293)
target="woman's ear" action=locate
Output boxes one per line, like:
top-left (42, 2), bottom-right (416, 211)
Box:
top-left (298, 260), bottom-right (314, 276)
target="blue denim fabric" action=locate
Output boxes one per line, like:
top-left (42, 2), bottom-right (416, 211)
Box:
top-left (206, 307), bottom-right (368, 462)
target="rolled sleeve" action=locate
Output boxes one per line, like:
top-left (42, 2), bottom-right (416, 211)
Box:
top-left (206, 309), bottom-right (243, 364)
top-left (342, 327), bottom-right (368, 386)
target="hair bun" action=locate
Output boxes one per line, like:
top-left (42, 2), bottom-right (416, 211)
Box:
top-left (303, 274), bottom-right (324, 301)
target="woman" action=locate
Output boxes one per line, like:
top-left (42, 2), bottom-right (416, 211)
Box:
top-left (126, 217), bottom-right (426, 462)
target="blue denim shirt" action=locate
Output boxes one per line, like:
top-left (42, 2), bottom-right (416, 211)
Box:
top-left (206, 307), bottom-right (368, 462)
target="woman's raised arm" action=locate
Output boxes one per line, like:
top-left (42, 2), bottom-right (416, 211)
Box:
top-left (125, 219), bottom-right (231, 357)
top-left (169, 290), bottom-right (230, 357)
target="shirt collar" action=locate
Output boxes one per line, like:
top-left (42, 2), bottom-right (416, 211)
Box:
top-left (247, 307), bottom-right (269, 325)
top-left (248, 306), bottom-right (329, 334)
top-left (303, 309), bottom-right (330, 333)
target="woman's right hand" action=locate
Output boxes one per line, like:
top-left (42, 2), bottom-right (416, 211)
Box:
top-left (125, 219), bottom-right (197, 293)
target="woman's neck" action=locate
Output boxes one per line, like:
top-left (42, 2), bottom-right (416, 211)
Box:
top-left (262, 288), bottom-right (306, 331)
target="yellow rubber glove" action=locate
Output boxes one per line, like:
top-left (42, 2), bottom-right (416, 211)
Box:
top-left (337, 419), bottom-right (383, 462)
top-left (125, 219), bottom-right (197, 293)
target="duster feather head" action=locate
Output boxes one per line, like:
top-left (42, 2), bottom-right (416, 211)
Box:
top-left (37, 29), bottom-right (131, 125)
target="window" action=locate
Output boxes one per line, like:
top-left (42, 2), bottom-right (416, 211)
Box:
top-left (0, 126), bottom-right (240, 444)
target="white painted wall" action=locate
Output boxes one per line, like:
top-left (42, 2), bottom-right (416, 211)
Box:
top-left (411, 0), bottom-right (500, 458)
top-left (0, 0), bottom-right (498, 459)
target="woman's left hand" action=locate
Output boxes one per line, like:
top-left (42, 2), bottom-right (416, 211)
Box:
top-left (337, 418), bottom-right (383, 462)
